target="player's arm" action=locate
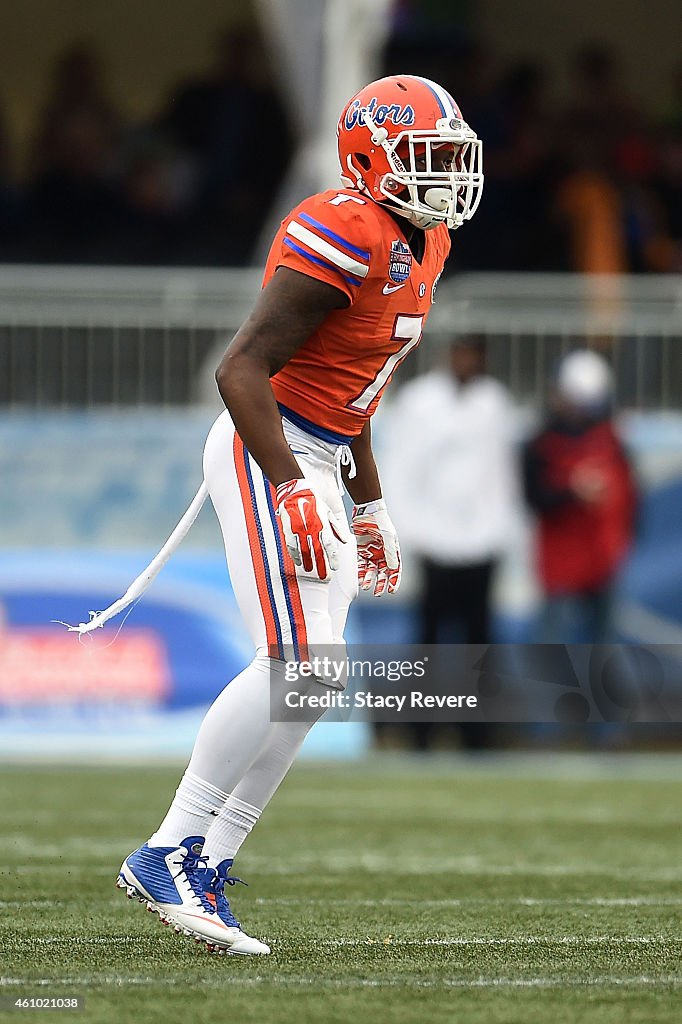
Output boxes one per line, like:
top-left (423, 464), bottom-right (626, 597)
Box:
top-left (216, 267), bottom-right (349, 580)
top-left (343, 419), bottom-right (381, 504)
top-left (345, 421), bottom-right (402, 597)
top-left (215, 267), bottom-right (347, 486)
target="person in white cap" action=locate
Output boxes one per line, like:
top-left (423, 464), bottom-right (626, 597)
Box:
top-left (523, 349), bottom-right (638, 643)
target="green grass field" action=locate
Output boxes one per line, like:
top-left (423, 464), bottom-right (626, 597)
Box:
top-left (1, 755), bottom-right (681, 1023)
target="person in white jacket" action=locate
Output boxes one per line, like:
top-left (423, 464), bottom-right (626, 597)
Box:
top-left (381, 335), bottom-right (520, 748)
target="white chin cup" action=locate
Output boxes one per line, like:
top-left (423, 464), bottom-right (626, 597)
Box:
top-left (423, 187), bottom-right (451, 212)
top-left (401, 186), bottom-right (454, 230)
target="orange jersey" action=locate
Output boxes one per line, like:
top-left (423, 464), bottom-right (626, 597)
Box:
top-left (264, 189), bottom-right (451, 442)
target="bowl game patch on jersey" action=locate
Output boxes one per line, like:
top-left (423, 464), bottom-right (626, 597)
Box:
top-left (388, 239), bottom-right (412, 283)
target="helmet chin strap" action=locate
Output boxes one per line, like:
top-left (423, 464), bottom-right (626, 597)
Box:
top-left (341, 155), bottom-right (364, 191)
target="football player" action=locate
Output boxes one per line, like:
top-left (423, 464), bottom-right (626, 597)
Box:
top-left (116, 75), bottom-right (483, 955)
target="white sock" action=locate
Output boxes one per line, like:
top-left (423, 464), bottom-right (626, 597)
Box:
top-left (203, 718), bottom-right (315, 864)
top-left (149, 770), bottom-right (229, 847)
top-left (150, 657), bottom-right (328, 855)
top-left (202, 796), bottom-right (262, 865)
top-left (147, 656), bottom-right (276, 847)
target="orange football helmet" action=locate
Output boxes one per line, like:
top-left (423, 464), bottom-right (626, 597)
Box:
top-left (337, 74), bottom-right (483, 231)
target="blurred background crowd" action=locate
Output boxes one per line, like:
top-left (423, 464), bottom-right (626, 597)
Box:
top-left (0, 11), bottom-right (680, 272)
top-left (0, 27), bottom-right (291, 266)
top-left (1, 0), bottom-right (681, 759)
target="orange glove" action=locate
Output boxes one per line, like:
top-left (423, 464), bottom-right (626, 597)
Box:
top-left (275, 479), bottom-right (343, 582)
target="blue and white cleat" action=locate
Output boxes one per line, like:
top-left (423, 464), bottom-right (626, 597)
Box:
top-left (116, 836), bottom-right (270, 955)
top-left (196, 858), bottom-right (269, 954)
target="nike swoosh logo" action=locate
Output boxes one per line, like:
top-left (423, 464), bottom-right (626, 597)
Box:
top-left (382, 282), bottom-right (406, 294)
top-left (183, 912), bottom-right (231, 929)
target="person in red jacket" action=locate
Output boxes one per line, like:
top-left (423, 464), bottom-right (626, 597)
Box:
top-left (523, 349), bottom-right (637, 642)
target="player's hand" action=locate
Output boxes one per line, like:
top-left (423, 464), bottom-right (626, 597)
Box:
top-left (351, 499), bottom-right (402, 596)
top-left (570, 464), bottom-right (608, 504)
top-left (275, 478), bottom-right (343, 582)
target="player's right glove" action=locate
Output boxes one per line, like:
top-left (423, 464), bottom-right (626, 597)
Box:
top-left (275, 478), bottom-right (343, 582)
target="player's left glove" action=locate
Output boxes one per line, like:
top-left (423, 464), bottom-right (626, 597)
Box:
top-left (351, 499), bottom-right (402, 596)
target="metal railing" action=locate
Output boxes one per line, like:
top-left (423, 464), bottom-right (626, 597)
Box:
top-left (0, 266), bottom-right (260, 407)
top-left (1, 266), bottom-right (681, 409)
top-left (422, 273), bottom-right (682, 410)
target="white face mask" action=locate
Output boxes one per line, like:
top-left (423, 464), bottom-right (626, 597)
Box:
top-left (364, 112), bottom-right (484, 230)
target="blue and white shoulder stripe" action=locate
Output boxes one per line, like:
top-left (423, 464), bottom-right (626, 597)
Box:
top-left (284, 212), bottom-right (370, 287)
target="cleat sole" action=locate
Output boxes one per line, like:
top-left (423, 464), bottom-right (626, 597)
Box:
top-left (115, 870), bottom-right (270, 955)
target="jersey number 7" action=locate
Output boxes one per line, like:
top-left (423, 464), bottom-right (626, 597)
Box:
top-left (347, 314), bottom-right (424, 413)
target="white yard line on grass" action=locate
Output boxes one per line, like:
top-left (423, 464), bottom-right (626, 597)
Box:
top-left (246, 858), bottom-right (682, 881)
top-left (1, 836), bottom-right (138, 858)
top-left (9, 866), bottom-right (120, 876)
top-left (19, 938), bottom-right (138, 946)
top-left (1, 975), bottom-right (681, 991)
top-left (0, 899), bottom-right (125, 910)
top-left (11, 859), bottom-right (682, 882)
top-left (254, 896), bottom-right (682, 908)
top-left (323, 936), bottom-right (670, 947)
top-left (7, 935), bottom-right (669, 949)
top-left (0, 901), bottom-right (56, 909)
top-left (4, 840), bottom-right (682, 883)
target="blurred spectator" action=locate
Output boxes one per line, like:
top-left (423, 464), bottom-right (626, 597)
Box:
top-left (383, 336), bottom-right (520, 749)
top-left (107, 145), bottom-right (187, 264)
top-left (651, 132), bottom-right (682, 271)
top-left (550, 42), bottom-right (681, 275)
top-left (384, 5), bottom-right (471, 95)
top-left (0, 98), bottom-right (24, 260)
top-left (552, 45), bottom-right (632, 274)
top-left (554, 124), bottom-right (678, 275)
top-left (30, 41), bottom-right (120, 178)
top-left (26, 109), bottom-right (120, 261)
top-left (160, 25), bottom-right (293, 264)
top-left (618, 136), bottom-right (680, 275)
top-left (663, 60), bottom-right (682, 130)
top-left (558, 44), bottom-right (640, 172)
top-left (457, 60), bottom-right (559, 271)
top-left (523, 350), bottom-right (638, 643)
top-left (25, 42), bottom-right (121, 262)
top-left (554, 155), bottom-right (628, 274)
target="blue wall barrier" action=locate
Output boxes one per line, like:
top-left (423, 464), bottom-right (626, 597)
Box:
top-left (1, 410), bottom-right (680, 758)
